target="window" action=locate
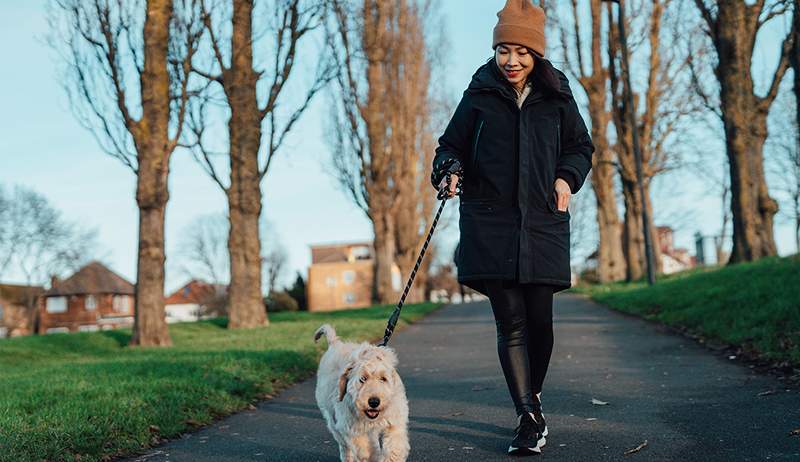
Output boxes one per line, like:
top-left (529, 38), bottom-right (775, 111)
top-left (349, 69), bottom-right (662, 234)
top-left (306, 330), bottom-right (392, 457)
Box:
top-left (0, 327), bottom-right (7, 338)
top-left (342, 270), bottom-right (355, 285)
top-left (325, 276), bottom-right (337, 288)
top-left (112, 295), bottom-right (131, 312)
top-left (391, 268), bottom-right (401, 292)
top-left (343, 292), bottom-right (356, 304)
top-left (46, 297), bottom-right (68, 313)
top-left (85, 295), bottom-right (97, 311)
top-left (78, 325), bottom-right (99, 332)
top-left (0, 302), bottom-right (4, 321)
top-left (351, 246), bottom-right (371, 260)
top-left (46, 327), bottom-right (70, 334)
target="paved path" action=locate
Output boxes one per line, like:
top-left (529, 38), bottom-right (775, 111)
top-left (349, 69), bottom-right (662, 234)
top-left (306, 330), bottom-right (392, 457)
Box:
top-left (125, 294), bottom-right (800, 461)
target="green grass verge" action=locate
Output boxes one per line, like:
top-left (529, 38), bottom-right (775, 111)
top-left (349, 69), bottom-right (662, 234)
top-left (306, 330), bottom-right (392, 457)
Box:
top-left (570, 254), bottom-right (800, 368)
top-left (0, 302), bottom-right (442, 462)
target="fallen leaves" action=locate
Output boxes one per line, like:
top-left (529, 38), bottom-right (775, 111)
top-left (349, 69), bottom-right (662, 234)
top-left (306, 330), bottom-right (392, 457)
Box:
top-left (591, 398), bottom-right (609, 406)
top-left (756, 390), bottom-right (775, 397)
top-left (624, 440), bottom-right (648, 455)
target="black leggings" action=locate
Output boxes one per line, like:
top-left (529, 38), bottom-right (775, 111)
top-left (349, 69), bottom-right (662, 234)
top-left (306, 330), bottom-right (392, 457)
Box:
top-left (485, 279), bottom-right (554, 416)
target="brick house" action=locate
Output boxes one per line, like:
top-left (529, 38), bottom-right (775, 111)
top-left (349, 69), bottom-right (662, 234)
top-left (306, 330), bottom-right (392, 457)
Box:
top-left (39, 261), bottom-right (135, 334)
top-left (656, 226), bottom-right (696, 274)
top-left (165, 280), bottom-right (227, 323)
top-left (306, 241), bottom-right (407, 312)
top-left (0, 284), bottom-right (43, 338)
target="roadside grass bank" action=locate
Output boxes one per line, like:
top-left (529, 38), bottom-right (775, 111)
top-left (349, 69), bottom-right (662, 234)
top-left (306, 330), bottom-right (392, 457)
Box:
top-left (0, 302), bottom-right (442, 462)
top-left (571, 255), bottom-right (800, 370)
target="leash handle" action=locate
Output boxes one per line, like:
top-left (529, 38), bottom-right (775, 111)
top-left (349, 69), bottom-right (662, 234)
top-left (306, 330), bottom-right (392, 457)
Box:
top-left (379, 174), bottom-right (457, 347)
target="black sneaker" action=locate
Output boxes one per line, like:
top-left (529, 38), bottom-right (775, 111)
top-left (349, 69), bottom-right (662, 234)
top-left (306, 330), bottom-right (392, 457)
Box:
top-left (508, 412), bottom-right (543, 455)
top-left (532, 395), bottom-right (548, 443)
top-left (531, 407), bottom-right (548, 446)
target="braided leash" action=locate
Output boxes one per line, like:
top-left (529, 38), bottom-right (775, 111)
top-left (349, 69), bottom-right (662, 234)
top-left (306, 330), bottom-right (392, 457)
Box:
top-left (378, 168), bottom-right (462, 347)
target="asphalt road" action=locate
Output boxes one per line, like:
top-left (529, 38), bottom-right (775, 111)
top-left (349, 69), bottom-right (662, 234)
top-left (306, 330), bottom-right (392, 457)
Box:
top-left (124, 294), bottom-right (800, 462)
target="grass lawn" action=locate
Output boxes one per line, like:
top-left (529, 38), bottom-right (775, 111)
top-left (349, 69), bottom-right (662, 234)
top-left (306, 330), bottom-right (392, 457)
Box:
top-left (571, 254), bottom-right (800, 368)
top-left (0, 302), bottom-right (442, 462)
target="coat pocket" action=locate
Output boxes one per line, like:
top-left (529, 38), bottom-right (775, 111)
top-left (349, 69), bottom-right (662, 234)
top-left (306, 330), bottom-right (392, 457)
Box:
top-left (547, 189), bottom-right (570, 219)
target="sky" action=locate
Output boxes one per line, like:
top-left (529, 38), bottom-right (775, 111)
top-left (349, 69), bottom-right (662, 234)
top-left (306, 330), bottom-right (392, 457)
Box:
top-left (0, 0), bottom-right (796, 293)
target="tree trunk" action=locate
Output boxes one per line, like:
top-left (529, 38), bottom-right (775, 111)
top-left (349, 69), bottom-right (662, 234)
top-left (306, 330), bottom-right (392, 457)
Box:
top-left (132, 164), bottom-right (171, 346)
top-left (621, 178), bottom-right (661, 280)
top-left (697, 2), bottom-right (791, 262)
top-left (591, 145), bottom-right (626, 282)
top-left (577, 0), bottom-right (626, 283)
top-left (129, 0), bottom-right (173, 346)
top-left (372, 209), bottom-right (397, 305)
top-left (225, 0), bottom-right (267, 329)
top-left (724, 116), bottom-right (778, 261)
top-left (793, 0), bottom-right (800, 253)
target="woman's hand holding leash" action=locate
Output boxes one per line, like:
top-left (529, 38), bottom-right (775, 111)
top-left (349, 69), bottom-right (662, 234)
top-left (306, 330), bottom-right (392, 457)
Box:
top-left (438, 174), bottom-right (461, 199)
top-left (554, 178), bottom-right (571, 212)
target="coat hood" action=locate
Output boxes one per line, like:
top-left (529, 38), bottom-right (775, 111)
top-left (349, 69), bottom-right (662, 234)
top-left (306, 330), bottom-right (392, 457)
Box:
top-left (466, 57), bottom-right (573, 102)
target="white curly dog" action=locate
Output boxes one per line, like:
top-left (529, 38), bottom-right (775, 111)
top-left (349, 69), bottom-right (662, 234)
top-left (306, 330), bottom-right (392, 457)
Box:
top-left (314, 324), bottom-right (410, 462)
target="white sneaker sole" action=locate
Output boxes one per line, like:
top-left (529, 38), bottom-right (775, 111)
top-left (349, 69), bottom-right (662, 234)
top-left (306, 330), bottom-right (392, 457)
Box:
top-left (508, 432), bottom-right (547, 454)
top-left (508, 445), bottom-right (542, 455)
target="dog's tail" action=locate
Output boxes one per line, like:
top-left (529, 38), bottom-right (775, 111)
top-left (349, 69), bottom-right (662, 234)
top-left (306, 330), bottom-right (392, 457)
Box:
top-left (314, 324), bottom-right (339, 345)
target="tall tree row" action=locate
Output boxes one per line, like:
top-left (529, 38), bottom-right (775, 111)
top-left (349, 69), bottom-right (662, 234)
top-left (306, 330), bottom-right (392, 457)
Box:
top-left (328, 0), bottom-right (436, 304)
top-left (390, 1), bottom-right (439, 304)
top-left (607, 0), bottom-right (697, 279)
top-left (187, 0), bottom-right (333, 328)
top-left (52, 0), bottom-right (202, 346)
top-left (691, 0), bottom-right (794, 262)
top-left (553, 0), bottom-right (694, 282)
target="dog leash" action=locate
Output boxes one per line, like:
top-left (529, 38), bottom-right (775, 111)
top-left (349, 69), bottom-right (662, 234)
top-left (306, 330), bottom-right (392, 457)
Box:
top-left (378, 167), bottom-right (463, 347)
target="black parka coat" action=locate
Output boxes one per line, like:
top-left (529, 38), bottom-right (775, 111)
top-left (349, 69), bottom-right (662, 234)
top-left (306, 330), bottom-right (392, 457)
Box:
top-left (431, 58), bottom-right (595, 296)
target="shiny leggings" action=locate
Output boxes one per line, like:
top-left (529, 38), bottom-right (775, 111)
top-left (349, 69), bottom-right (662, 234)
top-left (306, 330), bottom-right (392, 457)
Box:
top-left (485, 279), bottom-right (554, 416)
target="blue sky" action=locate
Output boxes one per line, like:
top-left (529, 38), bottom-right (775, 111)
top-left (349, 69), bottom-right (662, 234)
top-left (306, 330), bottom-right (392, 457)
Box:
top-left (0, 0), bottom-right (795, 292)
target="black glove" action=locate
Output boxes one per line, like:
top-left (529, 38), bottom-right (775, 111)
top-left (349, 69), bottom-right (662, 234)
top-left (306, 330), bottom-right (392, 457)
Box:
top-left (436, 159), bottom-right (464, 200)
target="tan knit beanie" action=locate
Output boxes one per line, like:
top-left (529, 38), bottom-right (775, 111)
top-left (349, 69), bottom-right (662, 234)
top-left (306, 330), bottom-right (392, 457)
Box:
top-left (492, 0), bottom-right (546, 57)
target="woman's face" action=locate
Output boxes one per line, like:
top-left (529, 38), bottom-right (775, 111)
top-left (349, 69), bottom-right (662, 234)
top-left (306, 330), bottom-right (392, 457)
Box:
top-left (494, 43), bottom-right (535, 88)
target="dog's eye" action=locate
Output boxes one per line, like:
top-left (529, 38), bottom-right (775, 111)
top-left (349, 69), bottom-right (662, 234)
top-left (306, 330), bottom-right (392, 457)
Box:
top-left (359, 376), bottom-right (367, 383)
top-left (380, 376), bottom-right (388, 382)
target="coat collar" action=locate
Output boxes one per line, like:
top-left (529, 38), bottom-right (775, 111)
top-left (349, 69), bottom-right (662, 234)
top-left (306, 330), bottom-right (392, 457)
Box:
top-left (466, 57), bottom-right (573, 107)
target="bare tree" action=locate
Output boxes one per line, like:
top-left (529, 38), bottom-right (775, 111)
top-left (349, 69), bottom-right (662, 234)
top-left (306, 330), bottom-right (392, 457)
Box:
top-left (263, 246), bottom-right (288, 294)
top-left (767, 91), bottom-right (800, 252)
top-left (0, 185), bottom-right (98, 329)
top-left (607, 0), bottom-right (697, 280)
top-left (327, 0), bottom-right (435, 304)
top-left (793, 0), bottom-right (800, 216)
top-left (50, 0), bottom-right (202, 346)
top-left (689, 0), bottom-right (794, 262)
top-left (178, 213), bottom-right (230, 284)
top-left (186, 0), bottom-right (334, 328)
top-left (554, 0), bottom-right (626, 283)
top-left (390, 1), bottom-right (442, 304)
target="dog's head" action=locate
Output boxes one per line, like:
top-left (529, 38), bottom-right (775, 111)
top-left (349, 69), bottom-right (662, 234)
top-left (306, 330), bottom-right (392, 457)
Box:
top-left (338, 343), bottom-right (401, 421)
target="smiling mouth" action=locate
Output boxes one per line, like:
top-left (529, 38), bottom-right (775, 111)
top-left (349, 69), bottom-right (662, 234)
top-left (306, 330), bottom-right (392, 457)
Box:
top-left (364, 409), bottom-right (380, 419)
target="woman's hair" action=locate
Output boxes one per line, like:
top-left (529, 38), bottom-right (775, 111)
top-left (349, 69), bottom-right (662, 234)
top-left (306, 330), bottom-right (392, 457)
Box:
top-left (528, 51), bottom-right (562, 95)
top-left (493, 45), bottom-right (562, 96)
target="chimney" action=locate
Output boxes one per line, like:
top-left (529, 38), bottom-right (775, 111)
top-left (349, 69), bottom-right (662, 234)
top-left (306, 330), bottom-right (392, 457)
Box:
top-left (50, 275), bottom-right (59, 289)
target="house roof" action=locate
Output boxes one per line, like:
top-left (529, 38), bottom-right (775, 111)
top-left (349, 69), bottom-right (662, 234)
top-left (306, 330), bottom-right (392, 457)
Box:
top-left (165, 280), bottom-right (226, 305)
top-left (0, 283), bottom-right (44, 306)
top-left (311, 242), bottom-right (373, 264)
top-left (46, 261), bottom-right (134, 296)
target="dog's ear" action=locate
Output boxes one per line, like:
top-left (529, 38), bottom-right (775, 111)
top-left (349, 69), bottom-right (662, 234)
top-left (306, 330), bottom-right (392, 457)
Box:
top-left (338, 362), bottom-right (354, 401)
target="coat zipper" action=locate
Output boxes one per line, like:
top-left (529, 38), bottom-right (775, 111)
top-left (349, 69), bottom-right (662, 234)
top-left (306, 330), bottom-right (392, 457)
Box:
top-left (472, 119), bottom-right (485, 174)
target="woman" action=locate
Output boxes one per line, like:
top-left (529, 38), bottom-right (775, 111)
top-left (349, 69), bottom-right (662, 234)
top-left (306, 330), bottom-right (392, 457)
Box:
top-left (430, 0), bottom-right (595, 456)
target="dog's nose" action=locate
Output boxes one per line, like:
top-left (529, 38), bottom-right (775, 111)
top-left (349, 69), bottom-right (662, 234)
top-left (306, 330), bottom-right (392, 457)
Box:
top-left (368, 397), bottom-right (380, 409)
